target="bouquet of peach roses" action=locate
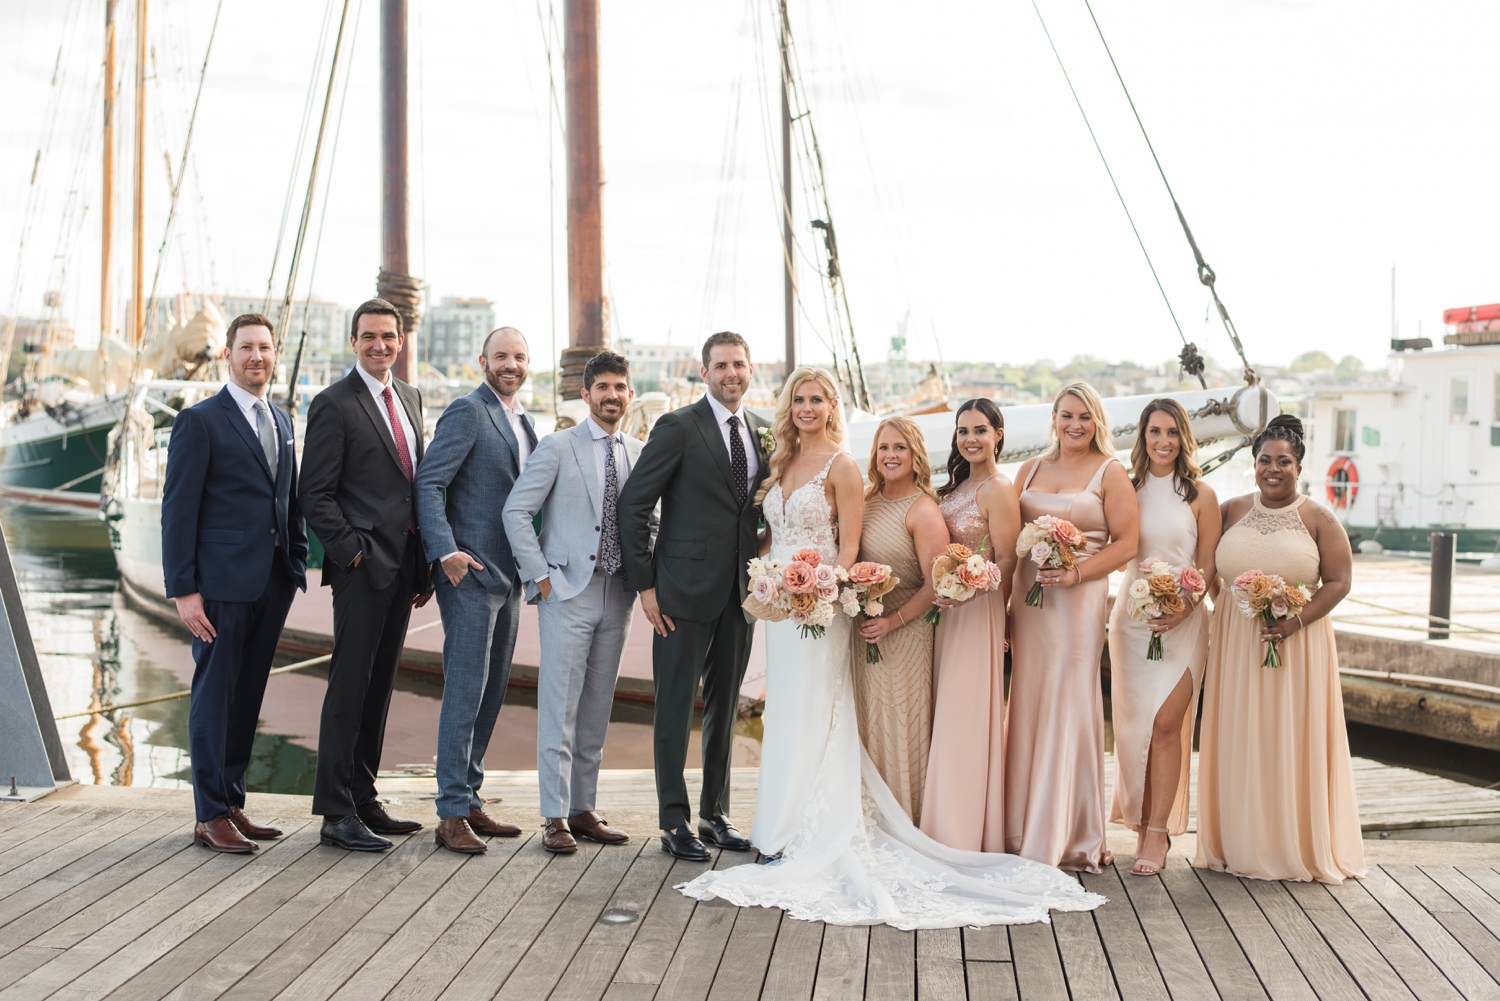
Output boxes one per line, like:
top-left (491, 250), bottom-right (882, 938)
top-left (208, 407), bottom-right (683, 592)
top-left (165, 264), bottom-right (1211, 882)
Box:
top-left (1231, 569), bottom-right (1312, 668)
top-left (923, 541), bottom-right (1002, 626)
top-left (1015, 515), bottom-right (1088, 608)
top-left (842, 562), bottom-right (900, 663)
top-left (743, 549), bottom-right (850, 639)
top-left (1124, 558), bottom-right (1207, 661)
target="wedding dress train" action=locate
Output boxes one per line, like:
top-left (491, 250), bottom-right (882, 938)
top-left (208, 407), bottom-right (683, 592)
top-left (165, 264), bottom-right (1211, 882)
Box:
top-left (676, 455), bottom-right (1104, 929)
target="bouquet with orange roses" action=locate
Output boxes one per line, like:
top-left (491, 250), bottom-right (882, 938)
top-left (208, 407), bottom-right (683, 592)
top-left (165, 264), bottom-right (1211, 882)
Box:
top-left (923, 541), bottom-right (1002, 626)
top-left (744, 548), bottom-right (850, 639)
top-left (1015, 515), bottom-right (1088, 608)
top-left (1231, 569), bottom-right (1312, 668)
top-left (1124, 558), bottom-right (1207, 661)
top-left (843, 561), bottom-right (900, 662)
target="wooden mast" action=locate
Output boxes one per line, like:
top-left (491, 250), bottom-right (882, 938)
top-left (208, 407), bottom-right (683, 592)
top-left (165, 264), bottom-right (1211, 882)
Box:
top-left (100, 0), bottom-right (118, 365)
top-left (559, 0), bottom-right (604, 400)
top-left (779, 0), bottom-right (795, 375)
top-left (378, 0), bottom-right (421, 382)
top-left (130, 0), bottom-right (146, 345)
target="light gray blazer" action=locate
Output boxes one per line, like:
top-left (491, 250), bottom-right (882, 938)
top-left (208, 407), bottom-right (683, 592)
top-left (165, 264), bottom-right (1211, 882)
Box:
top-left (502, 421), bottom-right (654, 604)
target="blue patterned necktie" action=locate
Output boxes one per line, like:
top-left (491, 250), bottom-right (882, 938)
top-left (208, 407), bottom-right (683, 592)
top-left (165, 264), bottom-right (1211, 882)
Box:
top-left (599, 434), bottom-right (622, 575)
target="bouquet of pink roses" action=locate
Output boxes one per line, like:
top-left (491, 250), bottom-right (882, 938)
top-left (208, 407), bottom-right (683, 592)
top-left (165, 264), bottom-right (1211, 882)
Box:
top-left (743, 548), bottom-right (849, 639)
top-left (1230, 569), bottom-right (1312, 668)
top-left (923, 541), bottom-right (1002, 627)
top-left (1015, 515), bottom-right (1088, 608)
top-left (1124, 558), bottom-right (1207, 661)
top-left (841, 561), bottom-right (900, 662)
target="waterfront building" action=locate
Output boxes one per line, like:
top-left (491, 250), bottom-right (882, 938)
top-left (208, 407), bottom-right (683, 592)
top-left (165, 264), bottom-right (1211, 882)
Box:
top-left (423, 297), bottom-right (496, 375)
top-left (620, 339), bottom-right (697, 392)
top-left (217, 296), bottom-right (351, 374)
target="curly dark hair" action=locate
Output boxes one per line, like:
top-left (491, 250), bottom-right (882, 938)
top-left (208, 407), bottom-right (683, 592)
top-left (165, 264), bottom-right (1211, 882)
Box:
top-left (1252, 413), bottom-right (1305, 462)
top-left (583, 350), bottom-right (630, 389)
top-left (937, 398), bottom-right (1005, 499)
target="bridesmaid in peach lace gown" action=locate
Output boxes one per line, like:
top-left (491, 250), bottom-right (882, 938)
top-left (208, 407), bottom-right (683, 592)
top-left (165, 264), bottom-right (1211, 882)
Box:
top-left (920, 400), bottom-right (1020, 852)
top-left (851, 417), bottom-right (948, 823)
top-left (1195, 415), bottom-right (1365, 883)
top-left (1005, 383), bottom-right (1139, 872)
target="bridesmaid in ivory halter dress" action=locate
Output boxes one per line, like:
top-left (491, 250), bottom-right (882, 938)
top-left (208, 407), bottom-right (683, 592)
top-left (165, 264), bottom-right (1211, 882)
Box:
top-left (1005, 383), bottom-right (1138, 872)
top-left (1195, 415), bottom-right (1365, 883)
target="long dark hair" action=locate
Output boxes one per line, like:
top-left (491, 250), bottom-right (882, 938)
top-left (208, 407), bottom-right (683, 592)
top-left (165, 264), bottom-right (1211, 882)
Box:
top-left (1253, 413), bottom-right (1306, 462)
top-left (938, 398), bottom-right (1005, 500)
top-left (1129, 398), bottom-right (1202, 504)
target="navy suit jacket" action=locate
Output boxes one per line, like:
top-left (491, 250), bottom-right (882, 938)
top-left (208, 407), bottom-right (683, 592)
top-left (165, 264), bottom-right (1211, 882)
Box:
top-left (161, 386), bottom-right (309, 602)
top-left (414, 384), bottom-right (535, 596)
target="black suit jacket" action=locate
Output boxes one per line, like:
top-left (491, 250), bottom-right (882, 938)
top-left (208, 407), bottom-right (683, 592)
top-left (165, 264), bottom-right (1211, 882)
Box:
top-left (161, 387), bottom-right (308, 601)
top-left (618, 395), bottom-right (770, 621)
top-left (298, 369), bottom-right (426, 592)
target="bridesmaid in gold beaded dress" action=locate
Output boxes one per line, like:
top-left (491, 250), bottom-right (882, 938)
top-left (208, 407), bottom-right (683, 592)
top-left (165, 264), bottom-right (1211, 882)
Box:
top-left (1195, 415), bottom-right (1365, 883)
top-left (919, 399), bottom-right (1020, 852)
top-left (851, 416), bottom-right (948, 823)
top-left (1005, 383), bottom-right (1138, 872)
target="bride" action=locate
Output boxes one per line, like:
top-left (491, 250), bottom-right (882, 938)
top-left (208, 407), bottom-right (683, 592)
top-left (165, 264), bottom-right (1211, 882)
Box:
top-left (678, 367), bottom-right (1104, 929)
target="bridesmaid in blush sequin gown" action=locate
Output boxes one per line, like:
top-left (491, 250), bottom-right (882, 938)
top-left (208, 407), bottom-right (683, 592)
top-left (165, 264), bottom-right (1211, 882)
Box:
top-left (920, 400), bottom-right (1021, 852)
top-left (1004, 383), bottom-right (1139, 873)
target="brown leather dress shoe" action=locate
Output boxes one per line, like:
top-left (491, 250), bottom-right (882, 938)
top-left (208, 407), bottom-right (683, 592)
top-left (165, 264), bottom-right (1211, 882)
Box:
top-left (435, 816), bottom-right (486, 854)
top-left (569, 810), bottom-right (629, 845)
top-left (228, 806), bottom-right (282, 840)
top-left (543, 818), bottom-right (578, 854)
top-left (468, 807), bottom-right (522, 838)
top-left (195, 816), bottom-right (258, 853)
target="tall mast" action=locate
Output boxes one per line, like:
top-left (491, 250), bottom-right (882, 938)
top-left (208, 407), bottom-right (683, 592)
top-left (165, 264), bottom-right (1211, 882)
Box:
top-left (559, 0), bottom-right (604, 400)
top-left (779, 0), bottom-right (795, 375)
top-left (100, 0), bottom-right (118, 363)
top-left (378, 0), bottom-right (422, 382)
top-left (130, 0), bottom-right (146, 345)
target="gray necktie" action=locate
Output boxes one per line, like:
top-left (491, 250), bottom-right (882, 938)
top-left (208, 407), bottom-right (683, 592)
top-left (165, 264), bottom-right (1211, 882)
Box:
top-left (600, 435), bottom-right (622, 575)
top-left (254, 399), bottom-right (279, 479)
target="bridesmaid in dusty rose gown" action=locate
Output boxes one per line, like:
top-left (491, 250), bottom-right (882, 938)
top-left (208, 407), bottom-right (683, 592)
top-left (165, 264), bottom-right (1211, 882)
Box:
top-left (1005, 382), bottom-right (1139, 872)
top-left (1195, 416), bottom-right (1365, 883)
top-left (920, 399), bottom-right (1020, 852)
top-left (850, 416), bottom-right (948, 823)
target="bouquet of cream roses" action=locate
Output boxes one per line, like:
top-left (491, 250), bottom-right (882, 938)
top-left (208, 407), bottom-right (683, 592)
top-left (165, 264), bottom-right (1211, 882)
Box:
top-left (1016, 515), bottom-right (1088, 608)
top-left (1124, 558), bottom-right (1207, 661)
top-left (923, 542), bottom-right (1002, 626)
top-left (1231, 569), bottom-right (1312, 668)
top-left (842, 562), bottom-right (899, 662)
top-left (743, 549), bottom-right (849, 639)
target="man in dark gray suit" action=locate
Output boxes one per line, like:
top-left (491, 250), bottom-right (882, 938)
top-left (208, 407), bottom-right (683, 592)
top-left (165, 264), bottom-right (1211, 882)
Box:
top-left (414, 326), bottom-right (534, 853)
top-left (618, 331), bottom-right (771, 860)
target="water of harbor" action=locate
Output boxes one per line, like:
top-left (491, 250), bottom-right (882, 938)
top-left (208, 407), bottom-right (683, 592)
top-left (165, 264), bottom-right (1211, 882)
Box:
top-left (8, 507), bottom-right (758, 796)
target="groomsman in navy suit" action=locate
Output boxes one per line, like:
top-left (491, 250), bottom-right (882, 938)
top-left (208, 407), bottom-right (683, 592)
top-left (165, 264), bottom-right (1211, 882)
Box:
top-left (162, 312), bottom-right (307, 853)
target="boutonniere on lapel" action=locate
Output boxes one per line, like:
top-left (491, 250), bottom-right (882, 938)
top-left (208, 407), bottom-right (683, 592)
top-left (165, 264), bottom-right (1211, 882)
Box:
top-left (757, 427), bottom-right (776, 455)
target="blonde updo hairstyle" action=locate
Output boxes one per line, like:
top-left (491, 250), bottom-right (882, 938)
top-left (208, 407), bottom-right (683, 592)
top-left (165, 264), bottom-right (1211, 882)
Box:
top-left (1044, 381), bottom-right (1114, 460)
top-left (863, 415), bottom-right (938, 501)
top-left (755, 366), bottom-right (845, 506)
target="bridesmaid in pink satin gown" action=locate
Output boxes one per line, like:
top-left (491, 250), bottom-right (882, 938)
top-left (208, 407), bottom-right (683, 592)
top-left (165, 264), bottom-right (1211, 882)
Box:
top-left (920, 399), bottom-right (1021, 852)
top-left (1005, 383), bottom-right (1139, 872)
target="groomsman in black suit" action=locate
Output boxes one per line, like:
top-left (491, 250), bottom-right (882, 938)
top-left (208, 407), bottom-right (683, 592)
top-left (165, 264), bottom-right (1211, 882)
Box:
top-left (300, 298), bottom-right (432, 851)
top-left (162, 312), bottom-right (307, 853)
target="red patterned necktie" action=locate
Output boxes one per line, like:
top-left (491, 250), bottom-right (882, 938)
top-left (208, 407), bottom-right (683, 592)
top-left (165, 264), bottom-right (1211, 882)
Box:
top-left (382, 386), bottom-right (416, 532)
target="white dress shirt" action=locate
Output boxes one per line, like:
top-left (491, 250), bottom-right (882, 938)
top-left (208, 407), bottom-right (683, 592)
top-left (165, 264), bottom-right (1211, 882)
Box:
top-left (705, 392), bottom-right (758, 497)
top-left (354, 362), bottom-right (417, 470)
top-left (487, 383), bottom-right (532, 471)
top-left (224, 380), bottom-right (278, 444)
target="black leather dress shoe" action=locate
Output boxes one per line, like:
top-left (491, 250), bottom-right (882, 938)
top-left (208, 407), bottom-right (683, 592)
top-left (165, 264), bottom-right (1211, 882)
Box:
top-left (356, 802), bottom-right (423, 835)
top-left (321, 815), bottom-right (393, 852)
top-left (660, 826), bottom-right (710, 861)
top-left (698, 816), bottom-right (752, 852)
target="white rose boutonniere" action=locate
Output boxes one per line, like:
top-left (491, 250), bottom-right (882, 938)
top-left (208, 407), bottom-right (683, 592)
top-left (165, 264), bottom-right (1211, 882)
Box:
top-left (757, 427), bottom-right (776, 454)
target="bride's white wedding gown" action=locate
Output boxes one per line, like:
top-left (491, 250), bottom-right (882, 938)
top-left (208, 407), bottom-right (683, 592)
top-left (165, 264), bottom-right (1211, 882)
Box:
top-left (677, 455), bottom-right (1105, 929)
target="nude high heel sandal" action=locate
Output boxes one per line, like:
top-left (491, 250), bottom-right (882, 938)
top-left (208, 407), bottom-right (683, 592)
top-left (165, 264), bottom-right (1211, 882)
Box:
top-left (1132, 826), bottom-right (1170, 876)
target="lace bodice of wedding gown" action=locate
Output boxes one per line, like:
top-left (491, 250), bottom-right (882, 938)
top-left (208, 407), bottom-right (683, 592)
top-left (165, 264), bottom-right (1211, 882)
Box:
top-left (763, 453), bottom-right (840, 564)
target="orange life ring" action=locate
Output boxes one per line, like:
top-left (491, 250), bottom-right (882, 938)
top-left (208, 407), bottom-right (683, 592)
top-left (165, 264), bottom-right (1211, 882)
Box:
top-left (1326, 456), bottom-right (1358, 508)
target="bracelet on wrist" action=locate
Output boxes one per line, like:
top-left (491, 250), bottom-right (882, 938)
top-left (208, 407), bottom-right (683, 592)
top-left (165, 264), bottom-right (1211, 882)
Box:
top-left (896, 610), bottom-right (907, 627)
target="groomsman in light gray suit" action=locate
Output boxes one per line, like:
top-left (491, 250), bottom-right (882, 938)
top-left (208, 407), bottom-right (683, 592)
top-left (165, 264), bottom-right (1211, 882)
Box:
top-left (415, 326), bottom-right (536, 854)
top-left (503, 350), bottom-right (650, 854)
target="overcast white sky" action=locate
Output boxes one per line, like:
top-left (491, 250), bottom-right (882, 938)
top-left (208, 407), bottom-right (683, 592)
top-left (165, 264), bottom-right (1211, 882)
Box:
top-left (3, 0), bottom-right (1498, 373)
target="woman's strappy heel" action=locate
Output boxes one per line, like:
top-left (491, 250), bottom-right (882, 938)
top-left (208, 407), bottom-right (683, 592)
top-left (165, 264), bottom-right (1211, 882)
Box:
top-left (1132, 826), bottom-right (1170, 876)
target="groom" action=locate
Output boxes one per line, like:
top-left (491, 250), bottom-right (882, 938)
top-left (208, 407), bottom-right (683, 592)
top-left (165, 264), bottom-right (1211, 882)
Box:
top-left (619, 331), bottom-right (771, 860)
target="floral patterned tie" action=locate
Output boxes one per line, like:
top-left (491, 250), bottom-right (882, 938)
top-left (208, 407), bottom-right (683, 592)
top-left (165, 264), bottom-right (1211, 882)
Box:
top-left (599, 434), bottom-right (622, 575)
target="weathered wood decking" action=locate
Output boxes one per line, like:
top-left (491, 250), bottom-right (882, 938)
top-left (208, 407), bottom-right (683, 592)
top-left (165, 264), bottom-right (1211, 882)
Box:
top-left (4, 798), bottom-right (1500, 1000)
